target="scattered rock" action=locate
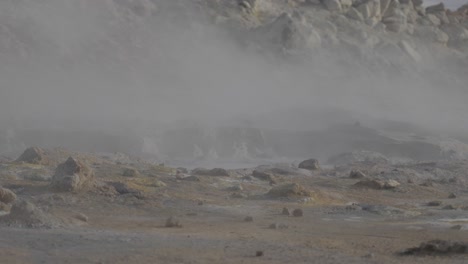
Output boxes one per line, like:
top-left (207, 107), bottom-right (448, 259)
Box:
top-left (192, 168), bottom-right (229, 177)
top-left (0, 200), bottom-right (60, 228)
top-left (0, 187), bottom-right (16, 204)
top-left (292, 208), bottom-right (303, 217)
top-left (16, 147), bottom-right (48, 165)
top-left (427, 201), bottom-right (442, 206)
top-left (282, 207), bottom-right (290, 215)
top-left (448, 193), bottom-right (457, 199)
top-left (51, 157), bottom-right (95, 192)
top-left (244, 216), bottom-right (254, 222)
top-left (298, 159), bottom-right (320, 170)
top-left (401, 240), bottom-right (468, 255)
top-left (165, 216), bottom-right (182, 228)
top-left (349, 170), bottom-right (366, 179)
top-left (122, 167), bottom-right (140, 177)
top-left (267, 183), bottom-right (311, 198)
top-left (74, 213), bottom-right (89, 222)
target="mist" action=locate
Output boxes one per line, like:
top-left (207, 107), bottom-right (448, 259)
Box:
top-left (0, 0), bottom-right (467, 163)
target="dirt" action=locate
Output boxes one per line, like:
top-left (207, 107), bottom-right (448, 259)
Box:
top-left (0, 151), bottom-right (468, 263)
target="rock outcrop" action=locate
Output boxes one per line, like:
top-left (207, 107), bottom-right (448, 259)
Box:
top-left (16, 147), bottom-right (48, 165)
top-left (50, 157), bottom-right (95, 192)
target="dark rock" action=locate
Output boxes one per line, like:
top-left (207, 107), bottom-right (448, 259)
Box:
top-left (74, 213), bottom-right (88, 222)
top-left (0, 200), bottom-right (60, 228)
top-left (244, 216), bottom-right (254, 222)
top-left (349, 170), bottom-right (366, 179)
top-left (0, 187), bottom-right (16, 204)
top-left (298, 159), bottom-right (320, 170)
top-left (426, 3), bottom-right (445, 14)
top-left (256, 251), bottom-right (264, 257)
top-left (282, 207), bottom-right (290, 215)
top-left (267, 183), bottom-right (311, 198)
top-left (401, 240), bottom-right (468, 255)
top-left (176, 167), bottom-right (188, 174)
top-left (427, 201), bottom-right (442, 206)
top-left (165, 216), bottom-right (182, 228)
top-left (107, 182), bottom-right (139, 195)
top-left (448, 193), bottom-right (457, 199)
top-left (292, 208), bottom-right (303, 217)
top-left (16, 147), bottom-right (48, 165)
top-left (442, 204), bottom-right (457, 210)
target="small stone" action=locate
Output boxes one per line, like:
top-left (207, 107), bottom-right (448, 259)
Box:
top-left (74, 213), bottom-right (89, 222)
top-left (282, 207), bottom-right (290, 216)
top-left (292, 209), bottom-right (303, 217)
top-left (427, 201), bottom-right (442, 206)
top-left (165, 216), bottom-right (182, 228)
top-left (256, 251), bottom-right (263, 257)
top-left (349, 170), bottom-right (366, 179)
top-left (244, 216), bottom-right (254, 222)
top-left (448, 193), bottom-right (457, 199)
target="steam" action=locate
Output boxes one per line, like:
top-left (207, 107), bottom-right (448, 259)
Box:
top-left (0, 0), bottom-right (467, 159)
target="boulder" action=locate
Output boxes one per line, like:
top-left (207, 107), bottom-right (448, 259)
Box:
top-left (16, 147), bottom-right (48, 165)
top-left (425, 3), bottom-right (445, 14)
top-left (324, 0), bottom-right (342, 12)
top-left (401, 240), bottom-right (468, 255)
top-left (267, 183), bottom-right (311, 197)
top-left (252, 170), bottom-right (276, 182)
top-left (298, 159), bottom-right (320, 170)
top-left (0, 200), bottom-right (60, 228)
top-left (383, 9), bottom-right (407, 32)
top-left (349, 170), bottom-right (366, 179)
top-left (51, 157), bottom-right (95, 192)
top-left (0, 187), bottom-right (16, 204)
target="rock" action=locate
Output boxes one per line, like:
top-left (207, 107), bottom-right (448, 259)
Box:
top-left (122, 167), bottom-right (140, 177)
top-left (0, 202), bottom-right (8, 212)
top-left (292, 208), bottom-right (303, 217)
top-left (0, 200), bottom-right (60, 228)
top-left (226, 184), bottom-right (243, 192)
top-left (401, 240), bottom-right (468, 255)
top-left (74, 213), bottom-right (88, 222)
top-left (267, 183), bottom-right (311, 198)
top-left (16, 147), bottom-right (48, 165)
top-left (181, 176), bottom-right (201, 182)
top-left (107, 182), bottom-right (139, 195)
top-left (349, 170), bottom-right (366, 179)
top-left (0, 187), bottom-right (16, 204)
top-left (282, 207), bottom-right (291, 215)
top-left (451, 225), bottom-right (463, 230)
top-left (427, 200), bottom-right (442, 206)
top-left (441, 24), bottom-right (468, 51)
top-left (324, 0), bottom-right (342, 12)
top-left (192, 168), bottom-right (229, 176)
top-left (354, 179), bottom-right (400, 189)
top-left (448, 193), bottom-right (457, 199)
top-left (230, 192), bottom-right (248, 199)
top-left (176, 167), bottom-right (188, 174)
top-left (51, 157), bottom-right (95, 192)
top-left (384, 179), bottom-right (400, 189)
top-left (256, 251), bottom-right (264, 257)
top-left (244, 216), bottom-right (254, 222)
top-left (239, 0), bottom-right (256, 11)
top-left (165, 216), bottom-right (182, 228)
top-left (383, 9), bottom-right (407, 32)
top-left (298, 159), bottom-right (320, 170)
top-left (425, 3), bottom-right (445, 14)
top-left (252, 170), bottom-right (276, 182)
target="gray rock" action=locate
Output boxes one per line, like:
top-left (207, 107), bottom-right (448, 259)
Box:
top-left (16, 147), bottom-right (48, 165)
top-left (298, 159), bottom-right (320, 170)
top-left (267, 183), bottom-right (311, 198)
top-left (51, 157), bottom-right (95, 192)
top-left (0, 187), bottom-right (16, 204)
top-left (165, 216), bottom-right (182, 228)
